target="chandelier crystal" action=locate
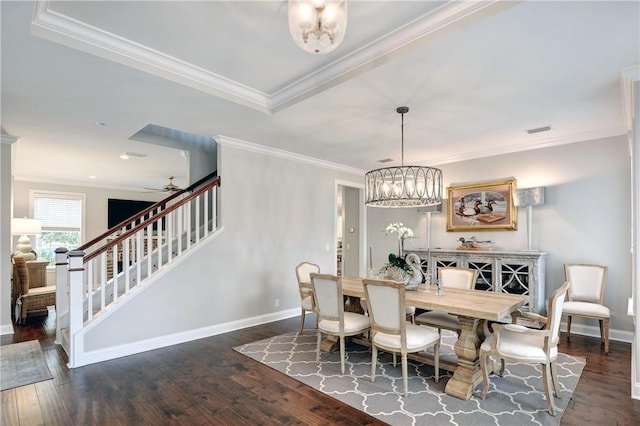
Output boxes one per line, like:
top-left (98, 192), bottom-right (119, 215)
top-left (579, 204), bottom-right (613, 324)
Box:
top-left (365, 107), bottom-right (443, 208)
top-left (288, 0), bottom-right (347, 54)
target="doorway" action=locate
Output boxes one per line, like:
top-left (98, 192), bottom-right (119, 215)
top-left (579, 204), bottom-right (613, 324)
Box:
top-left (335, 180), bottom-right (366, 277)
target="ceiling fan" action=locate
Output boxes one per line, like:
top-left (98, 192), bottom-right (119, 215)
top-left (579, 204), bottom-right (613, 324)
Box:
top-left (143, 176), bottom-right (184, 193)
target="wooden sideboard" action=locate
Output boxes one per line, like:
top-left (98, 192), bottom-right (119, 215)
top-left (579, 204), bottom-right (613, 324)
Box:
top-left (409, 249), bottom-right (547, 319)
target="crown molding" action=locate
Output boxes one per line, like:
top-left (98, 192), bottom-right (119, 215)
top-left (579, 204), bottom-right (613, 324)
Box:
top-left (1, 134), bottom-right (19, 145)
top-left (31, 1), bottom-right (271, 113)
top-left (215, 135), bottom-right (364, 176)
top-left (269, 1), bottom-right (517, 112)
top-left (31, 1), bottom-right (514, 115)
top-left (428, 126), bottom-right (628, 166)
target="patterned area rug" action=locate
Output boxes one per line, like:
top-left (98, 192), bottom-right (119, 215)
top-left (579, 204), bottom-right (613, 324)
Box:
top-left (1, 340), bottom-right (53, 391)
top-left (234, 331), bottom-right (585, 426)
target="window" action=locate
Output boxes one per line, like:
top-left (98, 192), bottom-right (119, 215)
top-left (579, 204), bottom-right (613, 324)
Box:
top-left (30, 190), bottom-right (85, 266)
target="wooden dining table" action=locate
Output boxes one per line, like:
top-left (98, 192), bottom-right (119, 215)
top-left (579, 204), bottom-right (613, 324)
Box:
top-left (340, 276), bottom-right (528, 400)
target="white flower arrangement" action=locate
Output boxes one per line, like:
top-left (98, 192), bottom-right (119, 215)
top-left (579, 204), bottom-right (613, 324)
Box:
top-left (384, 222), bottom-right (415, 256)
top-left (379, 222), bottom-right (416, 279)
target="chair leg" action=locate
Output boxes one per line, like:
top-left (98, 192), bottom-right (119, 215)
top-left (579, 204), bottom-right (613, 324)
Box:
top-left (392, 352), bottom-right (397, 367)
top-left (434, 343), bottom-right (439, 383)
top-left (479, 350), bottom-right (490, 400)
top-left (316, 331), bottom-right (322, 363)
top-left (401, 353), bottom-right (408, 397)
top-left (603, 318), bottom-right (610, 353)
top-left (339, 336), bottom-right (346, 374)
top-left (566, 315), bottom-right (572, 339)
top-left (541, 363), bottom-right (557, 416)
top-left (371, 345), bottom-right (377, 383)
top-left (498, 359), bottom-right (506, 377)
top-left (550, 361), bottom-right (561, 397)
top-left (299, 308), bottom-right (306, 334)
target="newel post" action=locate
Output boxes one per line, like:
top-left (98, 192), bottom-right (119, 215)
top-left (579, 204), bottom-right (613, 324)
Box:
top-left (54, 247), bottom-right (69, 344)
top-left (67, 250), bottom-right (85, 344)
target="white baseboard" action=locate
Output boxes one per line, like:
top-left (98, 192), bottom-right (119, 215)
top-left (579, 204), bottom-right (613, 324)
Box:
top-left (632, 340), bottom-right (640, 400)
top-left (560, 321), bottom-right (634, 344)
top-left (71, 307), bottom-right (301, 368)
top-left (0, 323), bottom-right (14, 336)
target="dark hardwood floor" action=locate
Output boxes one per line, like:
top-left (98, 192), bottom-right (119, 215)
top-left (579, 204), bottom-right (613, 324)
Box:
top-left (2, 311), bottom-right (639, 425)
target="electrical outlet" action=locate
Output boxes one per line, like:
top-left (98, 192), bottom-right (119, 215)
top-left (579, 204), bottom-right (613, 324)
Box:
top-left (274, 298), bottom-right (280, 308)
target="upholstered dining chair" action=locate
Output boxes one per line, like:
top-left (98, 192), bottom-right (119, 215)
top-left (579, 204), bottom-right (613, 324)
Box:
top-left (363, 278), bottom-right (440, 396)
top-left (310, 273), bottom-right (370, 374)
top-left (295, 262), bottom-right (320, 334)
top-left (415, 267), bottom-right (478, 335)
top-left (479, 281), bottom-right (570, 416)
top-left (563, 264), bottom-right (610, 353)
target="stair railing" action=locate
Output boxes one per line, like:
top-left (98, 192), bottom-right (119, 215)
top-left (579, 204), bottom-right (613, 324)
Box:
top-left (56, 175), bottom-right (220, 359)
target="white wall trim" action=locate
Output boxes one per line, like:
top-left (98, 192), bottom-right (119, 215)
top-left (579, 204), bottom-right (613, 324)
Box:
top-left (560, 321), bottom-right (634, 344)
top-left (71, 308), bottom-right (300, 368)
top-left (621, 65), bottom-right (640, 130)
top-left (1, 134), bottom-right (19, 145)
top-left (31, 0), bottom-right (512, 114)
top-left (431, 127), bottom-right (628, 166)
top-left (269, 1), bottom-right (515, 112)
top-left (215, 135), bottom-right (364, 176)
top-left (30, 1), bottom-right (271, 113)
top-left (0, 324), bottom-right (15, 336)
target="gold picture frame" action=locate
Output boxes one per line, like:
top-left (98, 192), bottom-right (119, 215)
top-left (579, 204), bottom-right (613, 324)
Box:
top-left (446, 178), bottom-right (517, 231)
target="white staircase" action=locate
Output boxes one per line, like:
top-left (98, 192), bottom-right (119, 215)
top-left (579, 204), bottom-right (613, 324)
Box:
top-left (54, 175), bottom-right (221, 367)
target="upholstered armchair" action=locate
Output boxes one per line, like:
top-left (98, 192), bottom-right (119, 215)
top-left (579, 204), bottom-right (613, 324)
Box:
top-left (479, 281), bottom-right (570, 416)
top-left (12, 256), bottom-right (56, 324)
top-left (363, 278), bottom-right (440, 396)
top-left (295, 261), bottom-right (320, 334)
top-left (563, 264), bottom-right (610, 353)
top-left (310, 273), bottom-right (370, 374)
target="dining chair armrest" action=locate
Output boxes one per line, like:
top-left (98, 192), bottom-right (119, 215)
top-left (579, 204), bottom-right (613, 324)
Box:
top-left (513, 309), bottom-right (548, 325)
top-left (494, 323), bottom-right (549, 337)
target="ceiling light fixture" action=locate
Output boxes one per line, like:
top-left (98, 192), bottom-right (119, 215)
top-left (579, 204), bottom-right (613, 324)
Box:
top-left (365, 106), bottom-right (443, 208)
top-left (288, 0), bottom-right (347, 54)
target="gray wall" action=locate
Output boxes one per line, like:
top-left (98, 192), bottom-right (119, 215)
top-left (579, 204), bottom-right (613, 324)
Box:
top-left (84, 142), bottom-right (362, 350)
top-left (368, 135), bottom-right (632, 335)
top-left (342, 186), bottom-right (360, 277)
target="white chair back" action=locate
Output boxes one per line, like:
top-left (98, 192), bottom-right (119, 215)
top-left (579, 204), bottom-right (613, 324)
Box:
top-left (310, 273), bottom-right (342, 321)
top-left (564, 264), bottom-right (607, 303)
top-left (296, 262), bottom-right (320, 286)
top-left (548, 281), bottom-right (570, 344)
top-left (363, 279), bottom-right (405, 334)
top-left (439, 267), bottom-right (477, 290)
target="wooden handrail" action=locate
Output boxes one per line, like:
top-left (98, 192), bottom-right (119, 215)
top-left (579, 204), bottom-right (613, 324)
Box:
top-left (84, 177), bottom-right (220, 263)
top-left (77, 171), bottom-right (218, 251)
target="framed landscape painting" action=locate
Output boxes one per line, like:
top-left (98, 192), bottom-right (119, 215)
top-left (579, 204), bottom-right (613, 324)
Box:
top-left (446, 178), bottom-right (517, 231)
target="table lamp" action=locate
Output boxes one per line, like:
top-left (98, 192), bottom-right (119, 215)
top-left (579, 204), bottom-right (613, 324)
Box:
top-left (11, 217), bottom-right (42, 261)
top-left (514, 187), bottom-right (545, 251)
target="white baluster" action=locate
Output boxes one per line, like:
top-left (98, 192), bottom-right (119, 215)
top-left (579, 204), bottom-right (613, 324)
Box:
top-left (100, 251), bottom-right (106, 310)
top-left (112, 244), bottom-right (118, 303)
top-left (167, 210), bottom-right (173, 264)
top-left (195, 195), bottom-right (201, 244)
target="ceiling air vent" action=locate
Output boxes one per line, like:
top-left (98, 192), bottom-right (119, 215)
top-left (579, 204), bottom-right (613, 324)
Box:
top-left (526, 126), bottom-right (551, 134)
top-left (378, 158), bottom-right (393, 163)
top-left (125, 151), bottom-right (147, 158)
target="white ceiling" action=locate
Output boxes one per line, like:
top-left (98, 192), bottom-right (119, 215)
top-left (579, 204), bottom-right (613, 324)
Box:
top-left (2, 1), bottom-right (639, 192)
